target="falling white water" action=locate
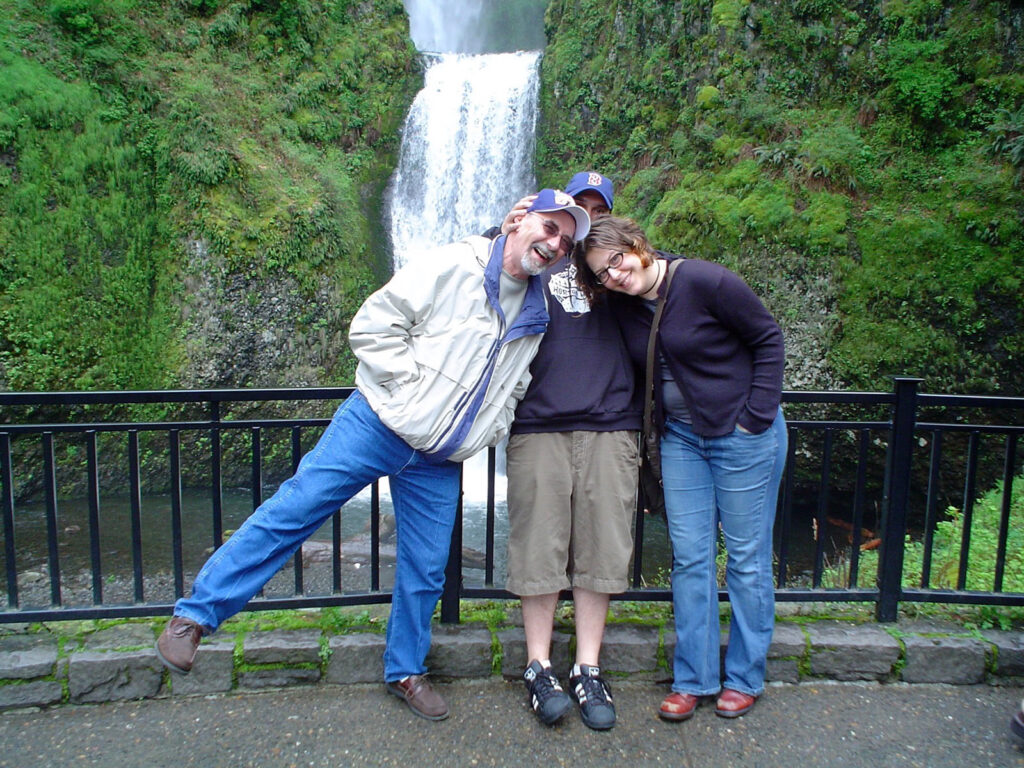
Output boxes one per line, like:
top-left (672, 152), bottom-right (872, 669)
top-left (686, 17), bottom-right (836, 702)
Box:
top-left (403, 0), bottom-right (488, 53)
top-left (387, 51), bottom-right (540, 264)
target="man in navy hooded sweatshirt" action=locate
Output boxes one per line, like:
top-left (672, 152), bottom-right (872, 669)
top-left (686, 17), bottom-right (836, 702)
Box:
top-left (498, 173), bottom-right (642, 730)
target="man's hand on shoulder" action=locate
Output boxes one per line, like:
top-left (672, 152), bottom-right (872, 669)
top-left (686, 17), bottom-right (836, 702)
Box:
top-left (500, 193), bottom-right (538, 234)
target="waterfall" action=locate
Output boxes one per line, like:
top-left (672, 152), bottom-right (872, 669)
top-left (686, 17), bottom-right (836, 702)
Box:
top-left (401, 0), bottom-right (547, 55)
top-left (388, 0), bottom-right (545, 266)
top-left (387, 51), bottom-right (540, 264)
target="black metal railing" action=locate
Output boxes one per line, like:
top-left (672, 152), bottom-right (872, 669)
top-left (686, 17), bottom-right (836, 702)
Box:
top-left (1, 379), bottom-right (1022, 625)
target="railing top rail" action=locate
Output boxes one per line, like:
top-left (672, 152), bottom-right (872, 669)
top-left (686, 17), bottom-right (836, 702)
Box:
top-left (0, 387), bottom-right (356, 407)
top-left (1, 387), bottom-right (1020, 410)
top-left (781, 390), bottom-right (892, 405)
top-left (1, 387), bottom-right (895, 407)
top-left (0, 418), bottom-right (336, 435)
top-left (917, 422), bottom-right (1024, 434)
top-left (918, 392), bottom-right (1024, 409)
top-left (20, 418), bottom-right (1019, 437)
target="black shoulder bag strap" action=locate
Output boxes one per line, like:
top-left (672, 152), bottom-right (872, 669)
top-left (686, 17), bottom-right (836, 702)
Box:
top-left (643, 259), bottom-right (682, 443)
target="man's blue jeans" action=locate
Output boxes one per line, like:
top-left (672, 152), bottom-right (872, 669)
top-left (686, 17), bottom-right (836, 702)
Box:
top-left (661, 410), bottom-right (787, 698)
top-left (173, 391), bottom-right (461, 682)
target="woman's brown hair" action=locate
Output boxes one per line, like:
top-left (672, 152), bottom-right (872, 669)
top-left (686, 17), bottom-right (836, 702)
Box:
top-left (573, 215), bottom-right (656, 303)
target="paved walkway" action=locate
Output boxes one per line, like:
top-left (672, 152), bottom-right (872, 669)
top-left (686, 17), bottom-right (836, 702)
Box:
top-left (0, 678), bottom-right (1021, 767)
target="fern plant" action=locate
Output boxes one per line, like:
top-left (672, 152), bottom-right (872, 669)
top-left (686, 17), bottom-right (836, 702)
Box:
top-left (987, 105), bottom-right (1024, 187)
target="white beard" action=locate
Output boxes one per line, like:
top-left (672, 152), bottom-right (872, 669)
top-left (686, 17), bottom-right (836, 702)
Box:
top-left (520, 251), bottom-right (546, 276)
top-left (521, 244), bottom-right (557, 276)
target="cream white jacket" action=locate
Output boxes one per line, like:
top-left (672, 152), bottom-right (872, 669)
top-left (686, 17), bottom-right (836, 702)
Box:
top-left (350, 235), bottom-right (550, 462)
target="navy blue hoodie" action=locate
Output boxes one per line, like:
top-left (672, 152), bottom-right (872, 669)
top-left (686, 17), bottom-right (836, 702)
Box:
top-left (511, 259), bottom-right (642, 434)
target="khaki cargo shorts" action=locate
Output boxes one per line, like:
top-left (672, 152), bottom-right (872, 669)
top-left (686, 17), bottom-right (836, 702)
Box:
top-left (505, 430), bottom-right (639, 596)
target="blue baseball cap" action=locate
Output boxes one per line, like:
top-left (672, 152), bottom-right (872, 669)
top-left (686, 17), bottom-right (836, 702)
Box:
top-left (526, 188), bottom-right (591, 241)
top-left (565, 171), bottom-right (614, 211)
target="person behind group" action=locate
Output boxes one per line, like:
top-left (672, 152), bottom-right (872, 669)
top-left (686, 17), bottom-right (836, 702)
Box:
top-left (491, 172), bottom-right (641, 730)
top-left (155, 189), bottom-right (591, 722)
top-left (574, 215), bottom-right (786, 722)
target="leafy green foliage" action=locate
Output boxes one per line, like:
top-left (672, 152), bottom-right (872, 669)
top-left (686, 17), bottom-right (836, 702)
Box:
top-left (1, 0), bottom-right (419, 394)
top-left (882, 37), bottom-right (959, 127)
top-left (539, 0), bottom-right (1023, 394)
top-left (0, 39), bottom-right (178, 391)
top-left (987, 104), bottom-right (1024, 187)
top-left (826, 474), bottom-right (1024, 594)
top-left (711, 0), bottom-right (750, 31)
top-left (4, 0), bottom-right (1023, 402)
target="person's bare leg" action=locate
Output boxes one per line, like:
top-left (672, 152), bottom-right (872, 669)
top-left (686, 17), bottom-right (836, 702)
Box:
top-left (573, 587), bottom-right (610, 666)
top-left (522, 592), bottom-right (559, 663)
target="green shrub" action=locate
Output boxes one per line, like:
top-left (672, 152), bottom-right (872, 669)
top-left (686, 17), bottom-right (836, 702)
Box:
top-left (719, 157), bottom-right (760, 189)
top-left (208, 2), bottom-right (246, 45)
top-left (794, 121), bottom-right (869, 192)
top-left (711, 0), bottom-right (750, 31)
top-left (696, 84), bottom-right (722, 110)
top-left (825, 474), bottom-right (1024, 593)
top-left (798, 191), bottom-right (850, 252)
top-left (735, 183), bottom-right (795, 236)
top-left (50, 0), bottom-right (101, 37)
top-left (882, 35), bottom-right (959, 132)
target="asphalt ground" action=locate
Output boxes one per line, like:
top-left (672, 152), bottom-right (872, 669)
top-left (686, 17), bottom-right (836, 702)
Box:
top-left (1, 679), bottom-right (1022, 768)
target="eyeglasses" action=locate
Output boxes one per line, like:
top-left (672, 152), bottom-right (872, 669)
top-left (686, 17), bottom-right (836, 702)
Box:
top-left (593, 252), bottom-right (625, 285)
top-left (528, 212), bottom-right (575, 256)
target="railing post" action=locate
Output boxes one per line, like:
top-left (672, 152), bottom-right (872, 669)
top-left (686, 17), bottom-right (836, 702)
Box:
top-left (169, 430), bottom-right (184, 599)
top-left (42, 433), bottom-right (62, 606)
top-left (876, 377), bottom-right (921, 622)
top-left (210, 400), bottom-right (223, 550)
top-left (1, 433), bottom-right (19, 607)
top-left (440, 466), bottom-right (464, 624)
top-left (86, 431), bottom-right (103, 604)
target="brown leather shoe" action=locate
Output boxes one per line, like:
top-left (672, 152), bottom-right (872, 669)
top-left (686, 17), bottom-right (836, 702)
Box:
top-left (155, 617), bottom-right (207, 674)
top-left (659, 692), bottom-right (700, 721)
top-left (715, 688), bottom-right (757, 718)
top-left (386, 675), bottom-right (449, 721)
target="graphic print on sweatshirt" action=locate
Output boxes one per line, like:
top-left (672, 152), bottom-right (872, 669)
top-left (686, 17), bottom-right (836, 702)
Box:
top-left (548, 263), bottom-right (591, 315)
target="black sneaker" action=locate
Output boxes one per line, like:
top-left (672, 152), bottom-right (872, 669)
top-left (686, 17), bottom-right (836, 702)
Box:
top-left (523, 660), bottom-right (572, 725)
top-left (569, 664), bottom-right (616, 730)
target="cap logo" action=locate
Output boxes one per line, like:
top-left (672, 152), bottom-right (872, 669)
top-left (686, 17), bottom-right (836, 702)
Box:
top-left (587, 173), bottom-right (603, 186)
top-left (554, 190), bottom-right (573, 206)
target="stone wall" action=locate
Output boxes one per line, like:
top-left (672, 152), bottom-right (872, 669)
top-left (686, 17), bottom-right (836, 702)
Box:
top-left (2, 619), bottom-right (1023, 710)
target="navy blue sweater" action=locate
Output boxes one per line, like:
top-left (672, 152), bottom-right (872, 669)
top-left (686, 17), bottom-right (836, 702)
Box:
top-left (511, 259), bottom-right (642, 434)
top-left (610, 255), bottom-right (785, 437)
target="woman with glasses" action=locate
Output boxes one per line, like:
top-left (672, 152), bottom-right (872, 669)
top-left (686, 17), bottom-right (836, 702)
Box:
top-left (574, 216), bottom-right (787, 722)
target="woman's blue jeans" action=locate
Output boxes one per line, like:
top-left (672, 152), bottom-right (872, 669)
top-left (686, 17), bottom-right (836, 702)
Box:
top-left (661, 410), bottom-right (787, 697)
top-left (173, 391), bottom-right (461, 682)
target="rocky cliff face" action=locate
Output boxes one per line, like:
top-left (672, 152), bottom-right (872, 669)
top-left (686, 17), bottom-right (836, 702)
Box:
top-left (179, 237), bottom-right (360, 390)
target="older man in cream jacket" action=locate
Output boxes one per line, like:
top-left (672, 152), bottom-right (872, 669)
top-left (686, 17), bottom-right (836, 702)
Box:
top-left (155, 190), bottom-right (589, 722)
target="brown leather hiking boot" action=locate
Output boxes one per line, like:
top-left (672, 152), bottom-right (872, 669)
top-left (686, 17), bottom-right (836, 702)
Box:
top-left (156, 617), bottom-right (207, 674)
